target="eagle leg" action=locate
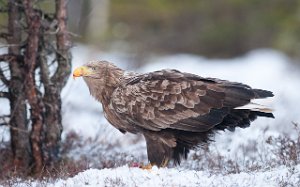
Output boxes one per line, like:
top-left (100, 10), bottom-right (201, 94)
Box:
top-left (144, 132), bottom-right (174, 167)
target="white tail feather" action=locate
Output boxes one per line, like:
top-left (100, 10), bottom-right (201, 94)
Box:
top-left (235, 102), bottom-right (274, 113)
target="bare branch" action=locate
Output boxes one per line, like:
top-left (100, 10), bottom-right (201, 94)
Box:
top-left (0, 91), bottom-right (9, 98)
top-left (0, 8), bottom-right (7, 12)
top-left (0, 54), bottom-right (24, 85)
top-left (0, 114), bottom-right (9, 126)
top-left (0, 54), bottom-right (14, 85)
top-left (0, 114), bottom-right (28, 132)
top-left (10, 125), bottom-right (29, 133)
top-left (51, 0), bottom-right (72, 91)
top-left (0, 54), bottom-right (15, 62)
top-left (0, 33), bottom-right (10, 40)
top-left (0, 114), bottom-right (9, 117)
top-left (0, 54), bottom-right (23, 62)
top-left (0, 68), bottom-right (9, 86)
top-left (39, 55), bottom-right (50, 86)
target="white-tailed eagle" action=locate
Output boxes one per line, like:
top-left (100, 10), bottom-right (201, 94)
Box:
top-left (73, 61), bottom-right (274, 167)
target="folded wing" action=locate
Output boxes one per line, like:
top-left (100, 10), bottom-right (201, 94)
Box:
top-left (111, 69), bottom-right (274, 133)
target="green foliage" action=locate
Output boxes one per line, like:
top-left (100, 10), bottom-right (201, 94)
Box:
top-left (0, 0), bottom-right (55, 31)
top-left (109, 0), bottom-right (300, 58)
top-left (0, 1), bottom-right (8, 29)
top-left (36, 0), bottom-right (56, 13)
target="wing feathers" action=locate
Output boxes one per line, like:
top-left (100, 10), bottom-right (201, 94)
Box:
top-left (111, 69), bottom-right (274, 133)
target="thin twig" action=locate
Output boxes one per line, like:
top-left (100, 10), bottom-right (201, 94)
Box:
top-left (8, 124), bottom-right (29, 133)
top-left (0, 114), bottom-right (9, 125)
top-left (0, 54), bottom-right (16, 62)
top-left (0, 114), bottom-right (10, 118)
top-left (0, 69), bottom-right (9, 86)
top-left (0, 115), bottom-right (28, 133)
top-left (0, 44), bottom-right (21, 48)
top-left (0, 8), bottom-right (7, 12)
top-left (66, 31), bottom-right (81, 38)
top-left (0, 91), bottom-right (9, 98)
top-left (0, 54), bottom-right (24, 85)
top-left (0, 123), bottom-right (7, 126)
top-left (0, 54), bottom-right (23, 62)
top-left (0, 33), bottom-right (10, 40)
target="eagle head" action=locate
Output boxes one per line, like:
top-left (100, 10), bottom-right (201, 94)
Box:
top-left (73, 61), bottom-right (125, 102)
top-left (73, 60), bottom-right (109, 79)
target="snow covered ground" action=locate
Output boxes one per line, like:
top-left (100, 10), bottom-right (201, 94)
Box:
top-left (1, 45), bottom-right (300, 186)
top-left (21, 165), bottom-right (299, 187)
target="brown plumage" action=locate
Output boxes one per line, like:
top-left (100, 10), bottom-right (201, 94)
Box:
top-left (73, 61), bottom-right (274, 167)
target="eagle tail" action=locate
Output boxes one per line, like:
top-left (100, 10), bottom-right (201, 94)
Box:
top-left (215, 108), bottom-right (274, 132)
top-left (253, 89), bottom-right (274, 98)
top-left (234, 87), bottom-right (274, 115)
top-left (235, 102), bottom-right (274, 113)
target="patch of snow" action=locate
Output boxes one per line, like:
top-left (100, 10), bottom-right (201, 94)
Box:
top-left (14, 165), bottom-right (300, 187)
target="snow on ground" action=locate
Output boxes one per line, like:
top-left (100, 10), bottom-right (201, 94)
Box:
top-left (1, 45), bottom-right (300, 186)
top-left (14, 165), bottom-right (300, 187)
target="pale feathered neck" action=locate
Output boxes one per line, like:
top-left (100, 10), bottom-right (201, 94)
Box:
top-left (83, 63), bottom-right (125, 105)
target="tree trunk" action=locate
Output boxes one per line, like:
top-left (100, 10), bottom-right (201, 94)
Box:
top-left (7, 0), bottom-right (31, 172)
top-left (22, 0), bottom-right (45, 174)
top-left (2, 0), bottom-right (72, 175)
top-left (42, 0), bottom-right (72, 167)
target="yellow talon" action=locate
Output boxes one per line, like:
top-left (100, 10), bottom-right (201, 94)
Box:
top-left (139, 163), bottom-right (153, 170)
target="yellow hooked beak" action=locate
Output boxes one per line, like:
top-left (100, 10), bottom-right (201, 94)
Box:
top-left (73, 66), bottom-right (93, 79)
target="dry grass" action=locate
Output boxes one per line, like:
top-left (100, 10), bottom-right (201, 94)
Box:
top-left (0, 123), bottom-right (300, 185)
top-left (0, 130), bottom-right (140, 185)
top-left (184, 122), bottom-right (300, 174)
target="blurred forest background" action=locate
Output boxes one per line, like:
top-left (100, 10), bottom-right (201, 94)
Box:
top-left (66, 0), bottom-right (300, 59)
top-left (1, 0), bottom-right (300, 184)
top-left (1, 0), bottom-right (299, 59)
